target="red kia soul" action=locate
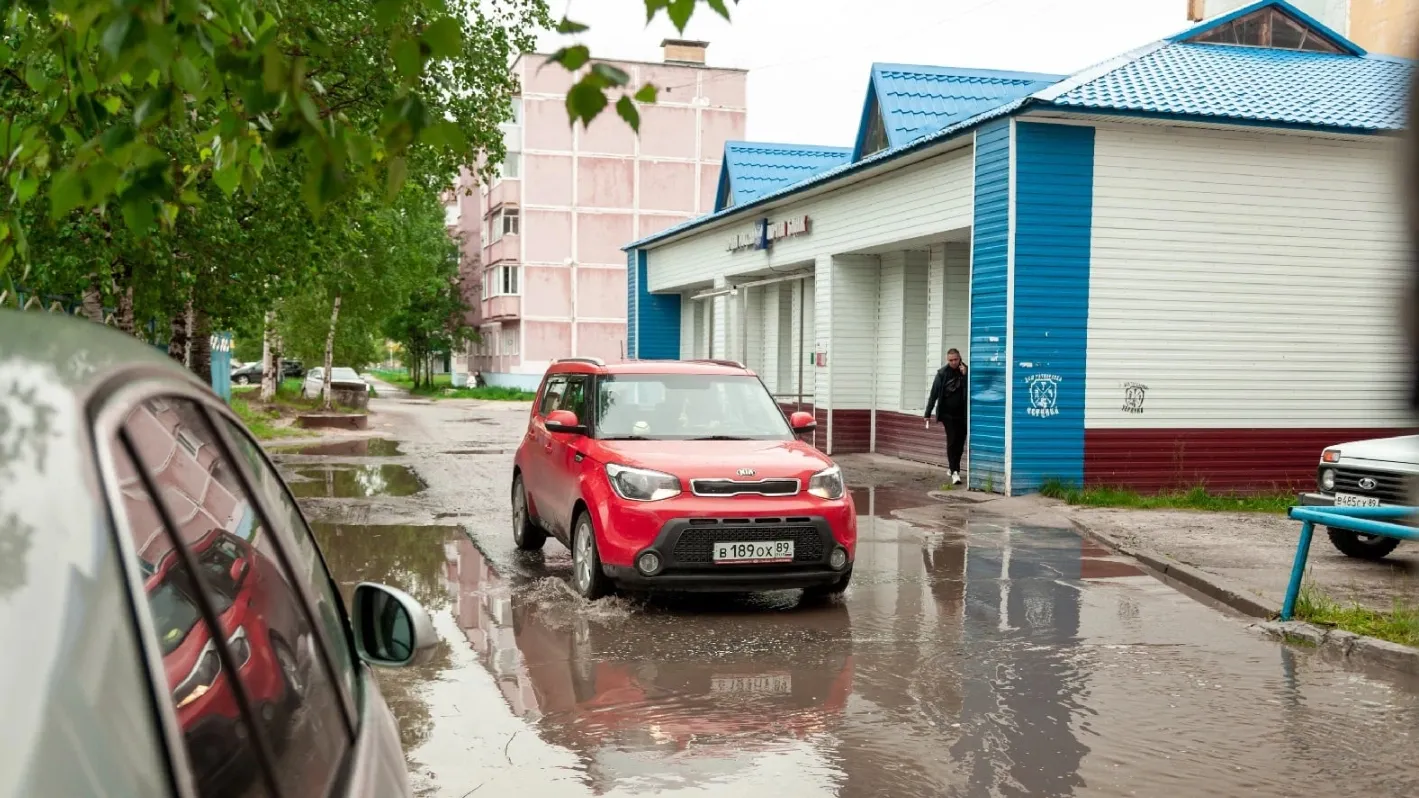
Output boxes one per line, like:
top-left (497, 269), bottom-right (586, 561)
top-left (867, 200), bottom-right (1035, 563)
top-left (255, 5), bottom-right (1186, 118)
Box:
top-left (512, 358), bottom-right (857, 599)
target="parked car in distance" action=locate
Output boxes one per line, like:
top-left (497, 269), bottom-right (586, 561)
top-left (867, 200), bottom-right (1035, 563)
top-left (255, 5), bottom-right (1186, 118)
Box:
top-left (1298, 433), bottom-right (1419, 560)
top-left (1, 312), bottom-right (436, 798)
top-left (512, 357), bottom-right (856, 599)
top-left (302, 366), bottom-right (373, 398)
top-left (231, 359), bottom-right (304, 385)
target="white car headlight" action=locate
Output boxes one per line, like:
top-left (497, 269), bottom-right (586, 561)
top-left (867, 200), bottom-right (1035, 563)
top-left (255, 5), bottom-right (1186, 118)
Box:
top-left (808, 465), bottom-right (845, 500)
top-left (606, 463), bottom-right (681, 502)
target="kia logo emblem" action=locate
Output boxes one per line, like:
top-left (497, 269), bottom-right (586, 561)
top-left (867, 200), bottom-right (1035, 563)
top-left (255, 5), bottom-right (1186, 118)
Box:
top-left (737, 468), bottom-right (755, 477)
top-left (1358, 477), bottom-right (1378, 491)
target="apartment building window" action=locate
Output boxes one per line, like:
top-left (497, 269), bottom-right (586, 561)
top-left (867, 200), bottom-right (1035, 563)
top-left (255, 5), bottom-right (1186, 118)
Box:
top-left (486, 265), bottom-right (520, 296)
top-left (508, 97), bottom-right (522, 125)
top-left (488, 208), bottom-right (520, 242)
top-left (499, 152), bottom-right (521, 180)
top-left (502, 331), bottom-right (518, 356)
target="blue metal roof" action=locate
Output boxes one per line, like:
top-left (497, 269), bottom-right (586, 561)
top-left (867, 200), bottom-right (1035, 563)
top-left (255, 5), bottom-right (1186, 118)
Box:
top-left (854, 64), bottom-right (1062, 158)
top-left (625, 0), bottom-right (1413, 252)
top-left (715, 142), bottom-right (853, 212)
top-left (1044, 41), bottom-right (1410, 131)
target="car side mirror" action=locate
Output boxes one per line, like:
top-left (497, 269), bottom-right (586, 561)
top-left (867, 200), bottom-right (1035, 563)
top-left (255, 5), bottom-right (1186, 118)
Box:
top-left (789, 411), bottom-right (817, 434)
top-left (352, 582), bottom-right (438, 667)
top-left (229, 559), bottom-right (249, 586)
top-left (546, 409), bottom-right (586, 435)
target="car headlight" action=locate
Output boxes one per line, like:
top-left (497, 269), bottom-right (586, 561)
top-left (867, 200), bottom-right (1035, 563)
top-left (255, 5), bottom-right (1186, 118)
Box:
top-left (1322, 448), bottom-right (1342, 464)
top-left (1320, 468), bottom-right (1336, 492)
top-left (808, 465), bottom-right (845, 500)
top-left (227, 626), bottom-right (252, 668)
top-left (174, 639), bottom-right (223, 709)
top-left (606, 463), bottom-right (681, 502)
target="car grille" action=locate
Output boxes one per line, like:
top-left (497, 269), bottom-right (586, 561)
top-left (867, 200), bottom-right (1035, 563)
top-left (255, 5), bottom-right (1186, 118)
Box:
top-left (690, 478), bottom-right (800, 497)
top-left (673, 518), bottom-right (824, 564)
top-left (1333, 468), bottom-right (1413, 504)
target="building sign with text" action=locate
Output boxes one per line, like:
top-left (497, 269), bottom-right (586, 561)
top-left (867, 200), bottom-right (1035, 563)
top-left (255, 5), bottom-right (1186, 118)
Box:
top-left (727, 215), bottom-right (812, 253)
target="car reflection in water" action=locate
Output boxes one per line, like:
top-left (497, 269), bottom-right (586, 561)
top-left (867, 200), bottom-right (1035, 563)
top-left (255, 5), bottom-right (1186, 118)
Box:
top-left (443, 536), bottom-right (854, 792)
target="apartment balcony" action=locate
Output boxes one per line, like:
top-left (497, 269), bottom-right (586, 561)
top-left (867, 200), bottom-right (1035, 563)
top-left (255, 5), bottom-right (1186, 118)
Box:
top-left (484, 233), bottom-right (520, 265)
top-left (482, 295), bottom-right (521, 321)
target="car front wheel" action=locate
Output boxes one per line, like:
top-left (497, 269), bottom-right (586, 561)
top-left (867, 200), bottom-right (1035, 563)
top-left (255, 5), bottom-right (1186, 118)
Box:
top-left (571, 511), bottom-right (612, 600)
top-left (1326, 528), bottom-right (1402, 560)
top-left (234, 375), bottom-right (250, 385)
top-left (512, 476), bottom-right (547, 551)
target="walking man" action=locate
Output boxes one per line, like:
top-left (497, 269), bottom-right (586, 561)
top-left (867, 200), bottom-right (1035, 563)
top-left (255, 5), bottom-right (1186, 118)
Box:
top-left (925, 348), bottom-right (968, 485)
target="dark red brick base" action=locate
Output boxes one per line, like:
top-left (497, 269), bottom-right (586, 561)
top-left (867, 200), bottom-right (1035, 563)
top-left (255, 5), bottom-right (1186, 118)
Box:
top-left (1084, 427), bottom-right (1414, 493)
top-left (876, 410), bottom-right (949, 466)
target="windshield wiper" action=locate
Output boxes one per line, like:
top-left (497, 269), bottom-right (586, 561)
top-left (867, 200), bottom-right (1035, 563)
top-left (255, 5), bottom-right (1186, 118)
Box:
top-left (600, 435), bottom-right (653, 441)
top-left (689, 435), bottom-right (754, 441)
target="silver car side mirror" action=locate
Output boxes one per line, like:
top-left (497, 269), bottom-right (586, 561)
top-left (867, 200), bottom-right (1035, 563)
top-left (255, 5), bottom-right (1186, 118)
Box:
top-left (351, 582), bottom-right (438, 667)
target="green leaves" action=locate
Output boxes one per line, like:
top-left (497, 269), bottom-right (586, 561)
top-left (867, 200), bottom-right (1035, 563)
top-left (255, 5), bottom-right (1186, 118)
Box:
top-left (566, 81), bottom-right (608, 127)
top-left (615, 96), bottom-right (640, 132)
top-left (556, 18), bottom-right (589, 34)
top-left (422, 17), bottom-right (463, 60)
top-left (545, 45), bottom-right (590, 72)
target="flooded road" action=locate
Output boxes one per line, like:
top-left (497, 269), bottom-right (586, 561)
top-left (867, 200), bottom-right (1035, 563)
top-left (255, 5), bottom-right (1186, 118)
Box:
top-left (284, 405), bottom-right (1419, 797)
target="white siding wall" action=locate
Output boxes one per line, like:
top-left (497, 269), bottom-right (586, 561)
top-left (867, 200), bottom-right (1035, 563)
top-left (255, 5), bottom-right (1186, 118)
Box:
top-left (944, 242), bottom-right (970, 363)
top-left (927, 245), bottom-right (947, 376)
top-left (901, 252), bottom-right (930, 414)
top-left (742, 285), bottom-right (765, 373)
top-left (831, 255), bottom-right (881, 409)
top-left (814, 257), bottom-right (834, 438)
top-left (877, 253), bottom-right (906, 412)
top-left (646, 148), bottom-right (975, 292)
top-left (679, 296), bottom-right (696, 359)
top-left (1087, 125), bottom-right (1409, 429)
top-left (762, 283), bottom-right (781, 394)
top-left (795, 277), bottom-right (815, 402)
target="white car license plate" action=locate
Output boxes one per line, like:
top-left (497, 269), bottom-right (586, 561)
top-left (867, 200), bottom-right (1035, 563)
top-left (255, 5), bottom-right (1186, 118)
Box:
top-left (711, 674), bottom-right (792, 694)
top-left (713, 540), bottom-right (794, 564)
top-left (1335, 493), bottom-right (1381, 508)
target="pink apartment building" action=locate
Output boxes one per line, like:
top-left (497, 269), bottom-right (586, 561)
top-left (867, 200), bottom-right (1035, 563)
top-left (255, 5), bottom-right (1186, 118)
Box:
top-left (456, 40), bottom-right (748, 389)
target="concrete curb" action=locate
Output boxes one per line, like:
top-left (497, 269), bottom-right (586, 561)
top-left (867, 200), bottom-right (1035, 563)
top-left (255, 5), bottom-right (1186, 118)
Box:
top-left (1069, 516), bottom-right (1419, 677)
top-left (1252, 621), bottom-right (1419, 676)
top-left (1066, 518), bottom-right (1278, 619)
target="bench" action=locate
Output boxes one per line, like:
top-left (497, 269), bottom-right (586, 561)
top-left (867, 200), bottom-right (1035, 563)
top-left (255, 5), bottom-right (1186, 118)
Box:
top-left (1281, 505), bottom-right (1419, 620)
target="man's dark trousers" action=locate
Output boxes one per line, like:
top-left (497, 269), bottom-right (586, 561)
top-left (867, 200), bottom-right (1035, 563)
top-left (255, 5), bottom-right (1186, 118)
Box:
top-left (942, 414), bottom-right (966, 473)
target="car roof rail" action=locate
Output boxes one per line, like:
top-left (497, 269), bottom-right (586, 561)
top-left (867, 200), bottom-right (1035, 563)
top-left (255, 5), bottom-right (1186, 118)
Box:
top-left (553, 356), bottom-right (605, 367)
top-left (685, 358), bottom-right (746, 369)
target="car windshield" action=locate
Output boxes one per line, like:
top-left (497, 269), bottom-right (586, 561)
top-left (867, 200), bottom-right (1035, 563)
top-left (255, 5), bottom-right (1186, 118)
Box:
top-left (146, 558), bottom-right (235, 654)
top-left (331, 368), bottom-right (361, 381)
top-left (596, 374), bottom-right (792, 440)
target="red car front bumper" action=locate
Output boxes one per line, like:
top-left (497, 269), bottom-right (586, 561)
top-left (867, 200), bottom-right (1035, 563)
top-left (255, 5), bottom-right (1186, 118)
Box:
top-left (585, 478), bottom-right (857, 591)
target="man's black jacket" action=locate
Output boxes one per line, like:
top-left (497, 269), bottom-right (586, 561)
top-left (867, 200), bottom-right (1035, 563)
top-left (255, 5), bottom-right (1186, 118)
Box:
top-left (925, 364), bottom-right (968, 422)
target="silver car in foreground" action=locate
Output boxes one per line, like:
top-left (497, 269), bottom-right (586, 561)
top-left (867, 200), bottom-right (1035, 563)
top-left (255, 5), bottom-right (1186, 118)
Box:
top-left (1299, 433), bottom-right (1419, 560)
top-left (0, 312), bottom-right (434, 798)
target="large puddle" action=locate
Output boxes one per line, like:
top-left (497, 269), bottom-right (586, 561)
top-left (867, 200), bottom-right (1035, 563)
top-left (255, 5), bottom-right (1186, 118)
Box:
top-left (310, 506), bottom-right (1419, 798)
top-left (285, 464), bottom-right (426, 498)
top-left (273, 438), bottom-right (404, 457)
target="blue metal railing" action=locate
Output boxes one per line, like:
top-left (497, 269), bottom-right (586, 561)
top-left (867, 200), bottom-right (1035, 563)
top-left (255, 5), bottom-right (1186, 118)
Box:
top-left (1281, 504), bottom-right (1419, 620)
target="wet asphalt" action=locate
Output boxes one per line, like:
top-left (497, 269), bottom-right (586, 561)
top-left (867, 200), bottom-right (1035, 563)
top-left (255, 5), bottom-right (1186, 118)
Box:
top-left (275, 393), bottom-right (1419, 798)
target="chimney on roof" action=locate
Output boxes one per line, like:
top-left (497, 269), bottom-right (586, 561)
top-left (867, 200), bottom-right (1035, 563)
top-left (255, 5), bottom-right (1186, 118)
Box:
top-left (662, 39), bottom-right (709, 65)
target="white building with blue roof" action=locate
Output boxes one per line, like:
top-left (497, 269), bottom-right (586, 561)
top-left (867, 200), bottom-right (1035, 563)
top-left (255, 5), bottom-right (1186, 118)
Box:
top-left (623, 0), bottom-right (1413, 495)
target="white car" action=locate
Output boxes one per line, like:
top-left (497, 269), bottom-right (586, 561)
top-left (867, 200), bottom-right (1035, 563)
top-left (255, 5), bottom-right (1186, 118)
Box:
top-left (1299, 433), bottom-right (1419, 560)
top-left (302, 366), bottom-right (373, 398)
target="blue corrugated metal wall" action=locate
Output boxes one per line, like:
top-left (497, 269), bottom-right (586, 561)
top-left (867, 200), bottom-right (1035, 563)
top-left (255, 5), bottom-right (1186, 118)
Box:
top-left (968, 120), bottom-right (1011, 492)
top-left (1010, 122), bottom-right (1094, 493)
top-left (626, 249), bottom-right (639, 358)
top-left (629, 249), bottom-right (682, 359)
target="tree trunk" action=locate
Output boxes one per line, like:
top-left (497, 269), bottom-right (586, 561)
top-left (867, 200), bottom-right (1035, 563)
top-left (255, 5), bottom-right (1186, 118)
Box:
top-left (80, 273), bottom-right (104, 323)
top-left (260, 310), bottom-right (278, 402)
top-left (167, 307), bottom-right (189, 365)
top-left (189, 307), bottom-right (212, 385)
top-left (322, 293), bottom-right (342, 410)
top-left (113, 260), bottom-right (135, 335)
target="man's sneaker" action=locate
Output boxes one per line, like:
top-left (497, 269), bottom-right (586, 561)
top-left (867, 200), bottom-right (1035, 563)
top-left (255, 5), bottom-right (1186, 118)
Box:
top-left (951, 472), bottom-right (962, 485)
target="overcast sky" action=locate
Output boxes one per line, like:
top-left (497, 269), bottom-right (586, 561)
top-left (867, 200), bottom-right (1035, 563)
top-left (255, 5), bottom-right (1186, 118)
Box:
top-left (535, 0), bottom-right (1188, 145)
